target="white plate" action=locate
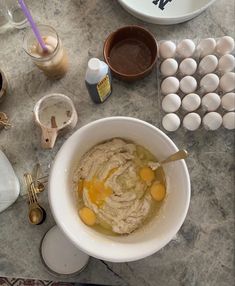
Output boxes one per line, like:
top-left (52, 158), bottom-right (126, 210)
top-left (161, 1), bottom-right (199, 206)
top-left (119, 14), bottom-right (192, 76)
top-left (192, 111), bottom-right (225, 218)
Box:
top-left (118, 0), bottom-right (216, 25)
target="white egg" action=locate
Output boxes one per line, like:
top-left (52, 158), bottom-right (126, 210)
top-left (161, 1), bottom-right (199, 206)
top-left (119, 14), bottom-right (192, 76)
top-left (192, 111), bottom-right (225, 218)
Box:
top-left (180, 76), bottom-right (197, 94)
top-left (202, 93), bottom-right (221, 111)
top-left (179, 58), bottom-right (197, 75)
top-left (219, 72), bottom-right (235, 92)
top-left (216, 36), bottom-right (235, 55)
top-left (177, 39), bottom-right (195, 58)
top-left (159, 41), bottom-right (176, 59)
top-left (221, 92), bottom-right (235, 111)
top-left (162, 113), bottom-right (181, 132)
top-left (197, 38), bottom-right (216, 57)
top-left (200, 73), bottom-right (219, 92)
top-left (162, 93), bottom-right (181, 113)
top-left (161, 77), bottom-right (180, 94)
top-left (198, 55), bottom-right (218, 75)
top-left (203, 112), bottom-right (222, 130)
top-left (182, 93), bottom-right (201, 112)
top-left (218, 54), bottom-right (235, 72)
top-left (160, 58), bottom-right (178, 76)
top-left (222, 112), bottom-right (235, 130)
top-left (183, 113), bottom-right (201, 131)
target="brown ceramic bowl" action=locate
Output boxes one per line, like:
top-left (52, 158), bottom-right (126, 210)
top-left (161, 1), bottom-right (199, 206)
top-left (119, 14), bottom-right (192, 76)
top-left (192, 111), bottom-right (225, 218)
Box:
top-left (103, 26), bottom-right (157, 82)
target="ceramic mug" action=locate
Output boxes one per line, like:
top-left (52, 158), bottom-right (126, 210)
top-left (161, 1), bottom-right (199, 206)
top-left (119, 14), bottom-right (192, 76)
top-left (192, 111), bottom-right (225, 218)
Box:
top-left (34, 93), bottom-right (78, 149)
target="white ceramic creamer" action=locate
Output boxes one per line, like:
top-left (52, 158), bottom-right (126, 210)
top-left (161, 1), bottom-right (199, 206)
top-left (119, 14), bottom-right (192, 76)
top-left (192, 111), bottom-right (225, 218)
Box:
top-left (0, 150), bottom-right (20, 212)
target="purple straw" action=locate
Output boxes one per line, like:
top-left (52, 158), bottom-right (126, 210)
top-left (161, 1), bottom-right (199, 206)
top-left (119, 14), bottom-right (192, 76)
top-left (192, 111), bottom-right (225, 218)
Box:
top-left (18, 0), bottom-right (48, 52)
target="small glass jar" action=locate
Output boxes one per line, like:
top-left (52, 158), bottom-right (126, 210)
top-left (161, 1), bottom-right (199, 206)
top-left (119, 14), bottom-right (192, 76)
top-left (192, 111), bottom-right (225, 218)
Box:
top-left (23, 25), bottom-right (69, 79)
top-left (0, 0), bottom-right (27, 29)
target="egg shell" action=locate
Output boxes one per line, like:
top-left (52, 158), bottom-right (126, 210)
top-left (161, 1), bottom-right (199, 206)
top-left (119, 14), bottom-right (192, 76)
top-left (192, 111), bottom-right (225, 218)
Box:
top-left (180, 76), bottom-right (197, 94)
top-left (183, 113), bottom-right (201, 131)
top-left (216, 36), bottom-right (235, 55)
top-left (200, 73), bottom-right (219, 93)
top-left (198, 55), bottom-right (218, 75)
top-left (219, 72), bottom-right (235, 93)
top-left (201, 93), bottom-right (221, 111)
top-left (162, 113), bottom-right (181, 132)
top-left (182, 93), bottom-right (201, 112)
top-left (221, 92), bottom-right (235, 111)
top-left (222, 112), bottom-right (235, 130)
top-left (159, 41), bottom-right (176, 59)
top-left (160, 58), bottom-right (178, 76)
top-left (203, 112), bottom-right (222, 130)
top-left (197, 38), bottom-right (216, 57)
top-left (218, 54), bottom-right (235, 72)
top-left (161, 77), bottom-right (180, 95)
top-left (177, 39), bottom-right (195, 58)
top-left (162, 94), bottom-right (181, 113)
top-left (179, 58), bottom-right (197, 75)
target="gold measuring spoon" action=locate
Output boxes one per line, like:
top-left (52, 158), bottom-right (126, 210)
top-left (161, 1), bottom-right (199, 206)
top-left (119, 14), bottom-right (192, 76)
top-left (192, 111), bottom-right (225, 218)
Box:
top-left (24, 174), bottom-right (46, 225)
top-left (32, 163), bottom-right (45, 193)
top-left (28, 203), bottom-right (44, 224)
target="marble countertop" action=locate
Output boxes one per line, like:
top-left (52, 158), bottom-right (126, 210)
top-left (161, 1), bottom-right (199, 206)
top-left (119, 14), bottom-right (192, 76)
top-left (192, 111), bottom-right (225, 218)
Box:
top-left (0, 1), bottom-right (234, 285)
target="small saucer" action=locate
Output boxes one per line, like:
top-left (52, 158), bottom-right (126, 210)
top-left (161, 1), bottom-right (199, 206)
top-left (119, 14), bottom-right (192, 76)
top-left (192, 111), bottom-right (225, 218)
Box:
top-left (40, 225), bottom-right (89, 277)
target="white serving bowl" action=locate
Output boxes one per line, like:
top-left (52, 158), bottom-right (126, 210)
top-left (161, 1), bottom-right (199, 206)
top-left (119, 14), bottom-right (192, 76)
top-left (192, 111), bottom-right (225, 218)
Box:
top-left (49, 117), bottom-right (190, 262)
top-left (118, 0), bottom-right (216, 25)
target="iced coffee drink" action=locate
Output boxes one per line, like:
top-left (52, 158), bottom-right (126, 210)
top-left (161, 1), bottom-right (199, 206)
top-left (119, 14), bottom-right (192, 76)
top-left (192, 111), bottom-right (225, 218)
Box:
top-left (23, 25), bottom-right (68, 79)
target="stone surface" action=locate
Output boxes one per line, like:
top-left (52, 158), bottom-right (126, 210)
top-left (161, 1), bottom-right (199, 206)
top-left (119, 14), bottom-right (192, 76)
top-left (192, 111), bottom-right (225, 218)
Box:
top-left (0, 0), bottom-right (234, 285)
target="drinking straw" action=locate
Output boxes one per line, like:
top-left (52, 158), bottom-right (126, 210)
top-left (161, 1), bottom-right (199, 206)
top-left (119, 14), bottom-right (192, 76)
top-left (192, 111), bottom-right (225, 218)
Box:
top-left (18, 0), bottom-right (48, 52)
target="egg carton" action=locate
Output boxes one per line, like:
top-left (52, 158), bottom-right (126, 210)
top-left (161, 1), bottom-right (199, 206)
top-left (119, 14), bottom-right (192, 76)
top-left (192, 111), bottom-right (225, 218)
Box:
top-left (157, 36), bottom-right (235, 132)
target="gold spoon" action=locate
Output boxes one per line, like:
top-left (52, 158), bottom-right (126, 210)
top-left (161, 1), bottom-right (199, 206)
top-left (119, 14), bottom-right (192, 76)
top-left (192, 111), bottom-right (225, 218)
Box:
top-left (153, 150), bottom-right (189, 169)
top-left (28, 203), bottom-right (44, 224)
top-left (29, 188), bottom-right (45, 225)
top-left (160, 150), bottom-right (188, 165)
top-left (24, 174), bottom-right (46, 225)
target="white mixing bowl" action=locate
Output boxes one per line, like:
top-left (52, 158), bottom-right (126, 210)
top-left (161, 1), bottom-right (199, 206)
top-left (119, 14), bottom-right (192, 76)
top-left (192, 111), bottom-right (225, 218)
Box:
top-left (118, 0), bottom-right (216, 25)
top-left (49, 117), bottom-right (190, 262)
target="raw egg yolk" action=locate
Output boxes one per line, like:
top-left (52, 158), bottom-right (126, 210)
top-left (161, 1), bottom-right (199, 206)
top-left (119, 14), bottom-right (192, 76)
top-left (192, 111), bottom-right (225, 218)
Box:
top-left (84, 178), bottom-right (112, 206)
top-left (79, 207), bottom-right (96, 226)
top-left (139, 167), bottom-right (155, 182)
top-left (150, 183), bottom-right (166, 201)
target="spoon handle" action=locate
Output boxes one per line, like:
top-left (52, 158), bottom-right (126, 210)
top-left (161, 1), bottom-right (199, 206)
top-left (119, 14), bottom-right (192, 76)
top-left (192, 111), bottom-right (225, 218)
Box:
top-left (24, 174), bottom-right (33, 204)
top-left (160, 150), bottom-right (188, 165)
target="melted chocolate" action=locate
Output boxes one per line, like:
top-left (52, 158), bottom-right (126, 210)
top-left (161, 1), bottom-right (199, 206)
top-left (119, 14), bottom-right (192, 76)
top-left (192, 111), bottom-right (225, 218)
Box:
top-left (109, 39), bottom-right (152, 74)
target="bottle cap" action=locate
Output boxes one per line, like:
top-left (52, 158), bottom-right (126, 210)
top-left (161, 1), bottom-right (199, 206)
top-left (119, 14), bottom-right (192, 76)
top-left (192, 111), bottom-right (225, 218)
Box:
top-left (88, 58), bottom-right (101, 72)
